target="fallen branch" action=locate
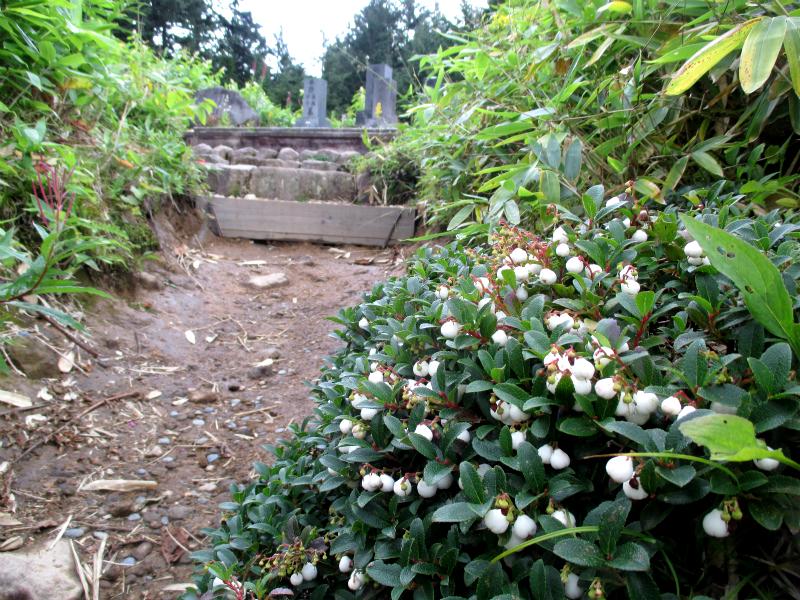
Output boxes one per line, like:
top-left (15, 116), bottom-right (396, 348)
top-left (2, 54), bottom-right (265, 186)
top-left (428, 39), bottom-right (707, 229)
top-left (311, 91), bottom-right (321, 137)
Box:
top-left (41, 313), bottom-right (100, 359)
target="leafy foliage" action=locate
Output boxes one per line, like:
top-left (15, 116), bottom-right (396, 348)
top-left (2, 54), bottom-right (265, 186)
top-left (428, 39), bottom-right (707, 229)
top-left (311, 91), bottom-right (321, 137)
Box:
top-left (189, 195), bottom-right (800, 598)
top-left (390, 0), bottom-right (799, 234)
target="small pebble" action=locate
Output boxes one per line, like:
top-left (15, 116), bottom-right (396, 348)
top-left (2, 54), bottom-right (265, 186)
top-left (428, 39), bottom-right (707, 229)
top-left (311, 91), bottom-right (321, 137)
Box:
top-left (203, 407), bottom-right (215, 414)
top-left (206, 453), bottom-right (220, 463)
top-left (158, 437), bottom-right (171, 445)
top-left (230, 399), bottom-right (241, 407)
top-left (162, 456), bottom-right (175, 463)
top-left (127, 513), bottom-right (141, 522)
top-left (160, 516), bottom-right (169, 526)
top-left (196, 436), bottom-right (209, 444)
top-left (64, 527), bottom-right (85, 539)
top-left (169, 411), bottom-right (179, 418)
top-left (192, 419), bottom-right (205, 426)
top-left (136, 468), bottom-right (148, 476)
top-left (278, 369), bottom-right (287, 375)
top-left (93, 531), bottom-right (108, 540)
top-left (120, 556), bottom-right (136, 567)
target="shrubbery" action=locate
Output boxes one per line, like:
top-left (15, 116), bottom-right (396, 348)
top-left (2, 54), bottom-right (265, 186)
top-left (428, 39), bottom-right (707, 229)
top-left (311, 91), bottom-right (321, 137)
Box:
top-left (392, 1), bottom-right (800, 235)
top-left (0, 0), bottom-right (217, 349)
top-left (188, 191), bottom-right (800, 599)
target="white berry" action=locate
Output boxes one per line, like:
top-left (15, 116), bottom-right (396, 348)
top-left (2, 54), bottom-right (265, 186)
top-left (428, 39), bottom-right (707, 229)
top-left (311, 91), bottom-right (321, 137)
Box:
top-left (552, 508), bottom-right (576, 528)
top-left (661, 396), bottom-right (682, 416)
top-left (379, 473), bottom-right (395, 492)
top-left (572, 376), bottom-right (592, 395)
top-left (585, 263), bottom-right (602, 278)
top-left (348, 570), bottom-right (365, 591)
top-left (339, 555), bottom-right (353, 573)
top-left (630, 229), bottom-right (648, 243)
top-left (368, 371), bottom-right (384, 384)
top-left (339, 419), bottom-right (353, 434)
top-left (623, 478), bottom-right (649, 500)
top-left (441, 320), bottom-right (461, 339)
top-left (620, 278), bottom-right (640, 296)
top-left (516, 286), bottom-right (529, 301)
top-left (417, 480), bottom-right (437, 498)
top-left (595, 377), bottom-right (617, 400)
top-left (290, 572), bottom-right (303, 586)
top-left (362, 473), bottom-right (381, 492)
top-left (572, 357), bottom-right (595, 380)
top-left (428, 360), bottom-right (440, 375)
top-left (484, 508), bottom-right (510, 534)
top-left (552, 226), bottom-right (569, 244)
top-left (564, 572), bottom-right (583, 599)
top-left (754, 447), bottom-right (780, 471)
top-left (510, 247), bottom-right (528, 264)
top-left (539, 268), bottom-right (557, 285)
top-left (538, 444), bottom-right (554, 465)
top-left (605, 455), bottom-right (634, 484)
top-left (555, 242), bottom-right (571, 257)
top-left (565, 256), bottom-right (584, 274)
top-left (301, 563), bottom-right (317, 581)
top-left (457, 428), bottom-right (471, 443)
top-left (513, 265), bottom-right (529, 282)
top-left (360, 407), bottom-right (378, 421)
top-left (393, 477), bottom-right (412, 497)
top-left (414, 423), bottom-right (433, 441)
top-left (358, 317), bottom-right (369, 329)
top-left (677, 405), bottom-right (697, 420)
top-left (437, 285), bottom-right (449, 300)
top-left (702, 509), bottom-right (729, 538)
top-left (550, 448), bottom-right (571, 470)
top-left (512, 514), bottom-right (537, 538)
top-left (511, 430), bottom-right (525, 450)
top-left (412, 360), bottom-right (429, 378)
top-left (684, 240), bottom-right (703, 258)
top-left (491, 329), bottom-right (508, 346)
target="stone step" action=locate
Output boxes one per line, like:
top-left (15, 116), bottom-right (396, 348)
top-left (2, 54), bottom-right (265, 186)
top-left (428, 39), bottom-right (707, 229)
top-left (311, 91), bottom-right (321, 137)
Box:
top-left (205, 164), bottom-right (356, 203)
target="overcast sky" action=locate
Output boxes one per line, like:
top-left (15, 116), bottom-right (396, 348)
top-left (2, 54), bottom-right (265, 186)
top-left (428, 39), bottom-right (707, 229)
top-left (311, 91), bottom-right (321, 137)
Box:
top-left (237, 0), bottom-right (488, 76)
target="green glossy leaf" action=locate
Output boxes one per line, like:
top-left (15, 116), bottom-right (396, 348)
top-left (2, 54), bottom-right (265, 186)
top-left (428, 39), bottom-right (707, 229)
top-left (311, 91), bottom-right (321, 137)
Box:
top-left (681, 215), bottom-right (799, 356)
top-left (666, 18), bottom-right (762, 95)
top-left (739, 17), bottom-right (787, 94)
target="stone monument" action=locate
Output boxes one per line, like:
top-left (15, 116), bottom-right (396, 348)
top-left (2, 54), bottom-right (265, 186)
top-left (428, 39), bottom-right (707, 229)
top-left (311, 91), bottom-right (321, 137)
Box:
top-left (195, 87), bottom-right (259, 126)
top-left (356, 64), bottom-right (398, 128)
top-left (295, 77), bottom-right (331, 128)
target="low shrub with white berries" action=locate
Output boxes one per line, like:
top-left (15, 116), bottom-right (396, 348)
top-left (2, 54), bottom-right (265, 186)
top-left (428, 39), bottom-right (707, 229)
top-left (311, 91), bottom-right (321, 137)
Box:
top-left (189, 193), bottom-right (800, 599)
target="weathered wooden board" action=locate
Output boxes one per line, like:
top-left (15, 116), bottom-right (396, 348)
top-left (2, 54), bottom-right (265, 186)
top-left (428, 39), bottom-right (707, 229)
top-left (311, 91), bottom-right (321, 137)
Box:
top-left (202, 195), bottom-right (415, 247)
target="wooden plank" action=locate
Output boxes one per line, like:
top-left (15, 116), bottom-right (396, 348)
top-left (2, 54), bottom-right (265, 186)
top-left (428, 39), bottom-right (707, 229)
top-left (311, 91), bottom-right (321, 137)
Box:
top-left (204, 196), bottom-right (415, 246)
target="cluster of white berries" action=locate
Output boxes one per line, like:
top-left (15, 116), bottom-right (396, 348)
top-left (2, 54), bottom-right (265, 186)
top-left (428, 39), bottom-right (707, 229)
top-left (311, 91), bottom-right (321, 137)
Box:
top-left (483, 509), bottom-right (539, 550)
top-left (613, 389), bottom-right (660, 425)
top-left (684, 240), bottom-right (710, 266)
top-left (605, 455), bottom-right (648, 500)
top-left (543, 347), bottom-right (596, 396)
top-left (660, 394), bottom-right (697, 421)
top-left (489, 397), bottom-right (530, 426)
top-left (412, 359), bottom-right (440, 378)
top-left (289, 562), bottom-right (318, 586)
top-left (538, 444), bottom-right (571, 470)
top-left (617, 264), bottom-right (641, 297)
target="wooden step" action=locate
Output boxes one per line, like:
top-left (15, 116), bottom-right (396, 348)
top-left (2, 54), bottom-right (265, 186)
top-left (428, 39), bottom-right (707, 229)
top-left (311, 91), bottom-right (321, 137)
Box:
top-left (199, 195), bottom-right (416, 247)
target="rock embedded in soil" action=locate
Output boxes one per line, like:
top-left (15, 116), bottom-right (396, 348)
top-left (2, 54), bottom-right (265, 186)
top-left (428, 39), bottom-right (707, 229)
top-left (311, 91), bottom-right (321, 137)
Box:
top-left (63, 527), bottom-right (85, 539)
top-left (247, 272), bottom-right (289, 289)
top-left (133, 541), bottom-right (153, 560)
top-left (0, 540), bottom-right (83, 599)
top-left (167, 505), bottom-right (192, 521)
top-left (188, 389), bottom-right (219, 404)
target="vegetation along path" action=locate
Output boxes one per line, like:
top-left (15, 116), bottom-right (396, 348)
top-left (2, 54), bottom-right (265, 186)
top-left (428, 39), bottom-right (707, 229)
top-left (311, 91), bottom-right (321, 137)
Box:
top-left (0, 211), bottom-right (406, 598)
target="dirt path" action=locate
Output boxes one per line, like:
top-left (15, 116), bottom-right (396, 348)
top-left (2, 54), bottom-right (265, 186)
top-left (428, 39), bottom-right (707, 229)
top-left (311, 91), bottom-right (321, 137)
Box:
top-left (0, 214), bottom-right (406, 598)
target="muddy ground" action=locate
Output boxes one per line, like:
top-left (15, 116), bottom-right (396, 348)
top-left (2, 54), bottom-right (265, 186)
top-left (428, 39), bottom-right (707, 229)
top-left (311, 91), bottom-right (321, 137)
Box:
top-left (0, 210), bottom-right (407, 598)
